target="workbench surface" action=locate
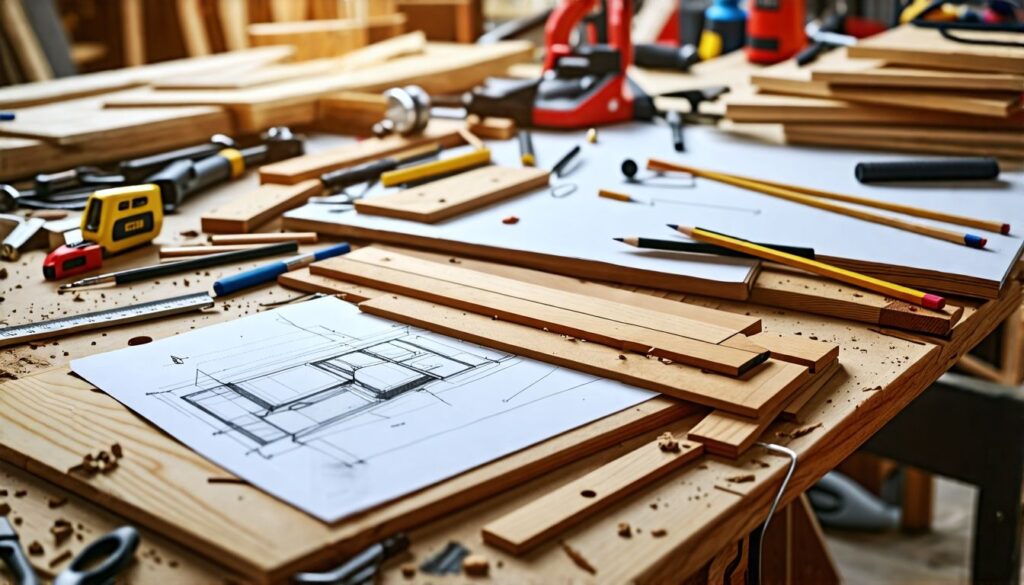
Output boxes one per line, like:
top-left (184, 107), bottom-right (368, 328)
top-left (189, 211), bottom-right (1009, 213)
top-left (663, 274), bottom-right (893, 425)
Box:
top-left (0, 135), bottom-right (1018, 584)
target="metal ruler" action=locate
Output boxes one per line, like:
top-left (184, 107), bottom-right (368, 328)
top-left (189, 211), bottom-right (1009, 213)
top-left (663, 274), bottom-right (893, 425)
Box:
top-left (0, 292), bottom-right (215, 348)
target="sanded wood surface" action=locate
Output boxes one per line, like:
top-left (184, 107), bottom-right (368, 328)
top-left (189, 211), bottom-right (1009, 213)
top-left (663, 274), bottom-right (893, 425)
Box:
top-left (781, 124), bottom-right (1024, 148)
top-left (482, 429), bottom-right (704, 554)
top-left (723, 331), bottom-right (838, 372)
top-left (847, 25), bottom-right (1024, 75)
top-left (360, 294), bottom-right (809, 417)
top-left (260, 119), bottom-right (466, 184)
top-left (781, 361), bottom-right (844, 421)
top-left (248, 18), bottom-right (368, 61)
top-left (314, 92), bottom-right (388, 135)
top-left (201, 179), bottom-right (323, 233)
top-left (355, 165), bottom-right (550, 223)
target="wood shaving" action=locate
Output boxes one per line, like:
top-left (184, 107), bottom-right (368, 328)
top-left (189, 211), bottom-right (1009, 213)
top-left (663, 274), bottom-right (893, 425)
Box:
top-left (0, 503), bottom-right (10, 516)
top-left (560, 541), bottom-right (596, 575)
top-left (778, 423), bottom-right (823, 439)
top-left (401, 563), bottom-right (416, 578)
top-left (726, 474), bottom-right (755, 484)
top-left (502, 215), bottom-right (519, 225)
top-left (462, 554), bottom-right (489, 577)
top-left (617, 522), bottom-right (631, 538)
top-left (13, 490), bottom-right (25, 498)
top-left (48, 549), bottom-right (72, 568)
top-left (47, 496), bottom-right (67, 509)
top-left (50, 520), bottom-right (73, 544)
top-left (28, 541), bottom-right (43, 556)
top-left (657, 432), bottom-right (680, 453)
top-left (651, 528), bottom-right (667, 538)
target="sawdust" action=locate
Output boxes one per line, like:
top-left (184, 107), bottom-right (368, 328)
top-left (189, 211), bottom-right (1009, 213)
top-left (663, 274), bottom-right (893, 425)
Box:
top-left (617, 522), bottom-right (631, 538)
top-left (726, 474), bottom-right (755, 484)
top-left (657, 432), bottom-right (680, 453)
top-left (560, 541), bottom-right (596, 575)
top-left (462, 554), bottom-right (489, 577)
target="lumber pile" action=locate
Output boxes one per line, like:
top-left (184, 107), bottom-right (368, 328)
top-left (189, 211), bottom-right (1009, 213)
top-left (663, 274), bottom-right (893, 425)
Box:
top-left (722, 25), bottom-right (1024, 159)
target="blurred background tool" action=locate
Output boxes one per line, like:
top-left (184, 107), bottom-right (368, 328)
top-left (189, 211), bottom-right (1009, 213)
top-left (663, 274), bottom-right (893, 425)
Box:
top-left (700, 0), bottom-right (746, 59)
top-left (747, 0), bottom-right (808, 63)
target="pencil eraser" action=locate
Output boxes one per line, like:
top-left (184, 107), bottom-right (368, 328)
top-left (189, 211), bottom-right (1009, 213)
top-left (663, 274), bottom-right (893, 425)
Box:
top-left (1002, 224), bottom-right (1011, 235)
top-left (964, 234), bottom-right (987, 248)
top-left (922, 294), bottom-right (946, 311)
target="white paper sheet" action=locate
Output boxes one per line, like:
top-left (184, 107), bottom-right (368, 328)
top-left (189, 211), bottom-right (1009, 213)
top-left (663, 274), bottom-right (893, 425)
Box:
top-left (286, 123), bottom-right (1024, 295)
top-left (70, 297), bottom-right (654, 522)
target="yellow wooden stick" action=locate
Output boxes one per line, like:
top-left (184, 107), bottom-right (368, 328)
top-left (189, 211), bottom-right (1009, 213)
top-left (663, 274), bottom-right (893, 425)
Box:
top-left (648, 159), bottom-right (990, 249)
top-left (381, 148), bottom-right (491, 187)
top-left (673, 224), bottom-right (946, 310)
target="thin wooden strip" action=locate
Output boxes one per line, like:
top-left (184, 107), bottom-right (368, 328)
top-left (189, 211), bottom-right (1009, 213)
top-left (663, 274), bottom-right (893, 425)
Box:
top-left (200, 180), bottom-right (323, 233)
top-left (318, 258), bottom-right (767, 376)
top-left (781, 361), bottom-right (843, 421)
top-left (277, 267), bottom-right (383, 302)
top-left (359, 295), bottom-right (810, 417)
top-left (159, 244), bottom-right (271, 258)
top-left (259, 119), bottom-right (467, 184)
top-left (722, 331), bottom-right (838, 373)
top-left (210, 232), bottom-right (318, 245)
top-left (688, 363), bottom-right (840, 458)
top-left (482, 431), bottom-right (704, 555)
top-left (354, 166), bottom-right (550, 223)
top-left (337, 247), bottom-right (748, 344)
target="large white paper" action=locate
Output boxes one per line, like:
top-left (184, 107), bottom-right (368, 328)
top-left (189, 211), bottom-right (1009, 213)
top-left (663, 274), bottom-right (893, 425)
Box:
top-left (70, 297), bottom-right (654, 522)
top-left (287, 123), bottom-right (1024, 295)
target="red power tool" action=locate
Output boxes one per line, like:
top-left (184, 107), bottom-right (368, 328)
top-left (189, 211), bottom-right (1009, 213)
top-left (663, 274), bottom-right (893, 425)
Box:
top-left (465, 0), bottom-right (653, 128)
top-left (746, 0), bottom-right (807, 64)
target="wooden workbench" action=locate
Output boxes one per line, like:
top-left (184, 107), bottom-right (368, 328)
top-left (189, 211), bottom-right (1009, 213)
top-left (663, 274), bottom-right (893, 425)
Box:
top-left (0, 134), bottom-right (1018, 584)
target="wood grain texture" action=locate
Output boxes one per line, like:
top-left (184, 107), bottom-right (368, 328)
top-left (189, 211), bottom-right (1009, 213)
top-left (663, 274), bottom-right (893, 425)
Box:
top-left (781, 361), bottom-right (843, 421)
top-left (359, 294), bottom-right (809, 417)
top-left (0, 0), bottom-right (53, 81)
top-left (200, 179), bottom-right (323, 233)
top-left (278, 266), bottom-right (385, 301)
top-left (482, 429), bottom-right (704, 554)
top-left (723, 331), bottom-right (838, 373)
top-left (810, 59), bottom-right (1024, 92)
top-left (0, 369), bottom-right (691, 583)
top-left (319, 255), bottom-right (767, 375)
top-left (354, 165), bottom-right (550, 223)
top-left (259, 119), bottom-right (466, 183)
top-left (248, 19), bottom-right (368, 61)
top-left (847, 25), bottom-right (1024, 75)
top-left (784, 127), bottom-right (1024, 163)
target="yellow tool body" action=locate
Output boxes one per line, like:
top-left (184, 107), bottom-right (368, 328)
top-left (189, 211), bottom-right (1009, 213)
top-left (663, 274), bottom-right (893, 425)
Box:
top-left (80, 184), bottom-right (164, 254)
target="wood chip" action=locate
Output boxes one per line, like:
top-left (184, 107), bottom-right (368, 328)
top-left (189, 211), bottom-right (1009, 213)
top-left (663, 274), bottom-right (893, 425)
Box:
top-left (13, 490), bottom-right (25, 498)
top-left (28, 541), bottom-right (43, 556)
top-left (50, 521), bottom-right (73, 545)
top-left (560, 541), bottom-right (596, 575)
top-left (726, 474), bottom-right (755, 484)
top-left (779, 422), bottom-right (823, 439)
top-left (502, 215), bottom-right (519, 224)
top-left (47, 496), bottom-right (67, 509)
top-left (48, 549), bottom-right (73, 569)
top-left (651, 528), bottom-right (667, 538)
top-left (0, 503), bottom-right (10, 516)
top-left (617, 522), bottom-right (631, 538)
top-left (111, 443), bottom-right (123, 458)
top-left (400, 563), bottom-right (416, 578)
top-left (462, 554), bottom-right (489, 577)
top-left (657, 432), bottom-right (680, 453)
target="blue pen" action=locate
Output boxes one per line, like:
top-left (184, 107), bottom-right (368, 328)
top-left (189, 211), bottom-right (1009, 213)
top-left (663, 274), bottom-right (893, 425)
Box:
top-left (213, 242), bottom-right (351, 297)
top-left (0, 113), bottom-right (14, 121)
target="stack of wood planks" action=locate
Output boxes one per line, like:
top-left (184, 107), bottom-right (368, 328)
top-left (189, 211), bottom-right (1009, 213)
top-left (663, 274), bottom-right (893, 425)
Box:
top-left (0, 33), bottom-right (532, 181)
top-left (721, 25), bottom-right (1024, 159)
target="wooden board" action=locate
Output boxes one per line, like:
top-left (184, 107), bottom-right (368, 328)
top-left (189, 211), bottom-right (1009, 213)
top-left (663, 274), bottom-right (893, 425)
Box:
top-left (467, 115), bottom-right (517, 140)
top-left (259, 118), bottom-right (467, 183)
top-left (779, 123), bottom-right (1024, 148)
top-left (0, 368), bottom-right (692, 583)
top-left (101, 42), bottom-right (533, 132)
top-left (248, 19), bottom-right (368, 61)
top-left (482, 429), bottom-right (705, 555)
top-left (809, 58), bottom-right (1024, 92)
top-left (688, 364), bottom-right (840, 458)
top-left (784, 127), bottom-right (1024, 162)
top-left (0, 0), bottom-right (53, 81)
top-left (360, 294), bottom-right (810, 417)
top-left (200, 179), bottom-right (323, 233)
top-left (781, 361), bottom-right (843, 421)
top-left (278, 266), bottom-right (385, 301)
top-left (751, 52), bottom-right (1024, 118)
top-left (354, 165), bottom-right (550, 223)
top-left (316, 254), bottom-right (768, 376)
top-left (722, 331), bottom-right (838, 373)
top-left (847, 25), bottom-right (1024, 75)
top-left (314, 92), bottom-right (387, 135)
top-left (0, 46), bottom-right (293, 109)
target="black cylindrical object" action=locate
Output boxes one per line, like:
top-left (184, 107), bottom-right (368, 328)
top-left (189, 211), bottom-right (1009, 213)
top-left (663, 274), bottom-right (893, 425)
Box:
top-left (855, 158), bottom-right (1001, 183)
top-left (634, 43), bottom-right (699, 71)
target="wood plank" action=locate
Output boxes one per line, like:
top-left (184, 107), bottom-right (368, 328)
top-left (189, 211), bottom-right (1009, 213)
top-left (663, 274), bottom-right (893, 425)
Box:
top-left (259, 118), bottom-right (466, 183)
top-left (319, 256), bottom-right (767, 375)
top-left (360, 295), bottom-right (810, 417)
top-left (0, 367), bottom-right (692, 583)
top-left (217, 0), bottom-right (250, 50)
top-left (176, 0), bottom-right (213, 56)
top-left (722, 331), bottom-right (838, 372)
top-left (315, 91), bottom-right (387, 135)
top-left (784, 127), bottom-right (1024, 162)
top-left (687, 363), bottom-right (839, 458)
top-left (277, 266), bottom-right (385, 301)
top-left (847, 25), bottom-right (1024, 75)
top-left (467, 115), bottom-right (517, 140)
top-left (778, 124), bottom-right (1024, 147)
top-left (355, 165), bottom-right (550, 223)
top-left (0, 0), bottom-right (53, 81)
top-left (781, 361), bottom-right (843, 421)
top-left (121, 0), bottom-right (146, 65)
top-left (322, 247), bottom-right (755, 345)
top-left (810, 59), bottom-right (1024, 92)
top-left (482, 429), bottom-right (704, 555)
top-left (200, 179), bottom-right (323, 233)
top-left (209, 232), bottom-right (318, 244)
top-left (248, 19), bottom-right (368, 61)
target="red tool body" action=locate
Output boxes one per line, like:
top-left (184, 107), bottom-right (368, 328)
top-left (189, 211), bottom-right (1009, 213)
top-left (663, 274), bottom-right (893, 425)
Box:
top-left (43, 242), bottom-right (103, 281)
top-left (746, 0), bottom-right (806, 64)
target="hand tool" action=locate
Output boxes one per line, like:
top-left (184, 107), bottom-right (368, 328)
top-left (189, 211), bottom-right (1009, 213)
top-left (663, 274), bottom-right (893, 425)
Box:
top-left (0, 292), bottom-right (215, 348)
top-left (53, 526), bottom-right (139, 585)
top-left (59, 241), bottom-right (299, 290)
top-left (319, 143), bottom-right (441, 192)
top-left (615, 235), bottom-right (816, 259)
top-left (855, 158), bottom-right (1001, 183)
top-left (796, 9), bottom-right (851, 66)
top-left (372, 85), bottom-right (431, 137)
top-left (0, 517), bottom-right (37, 585)
top-left (379, 148), bottom-right (491, 187)
top-left (213, 242), bottom-right (351, 297)
top-left (551, 145), bottom-right (581, 177)
top-left (517, 130), bottom-right (536, 166)
top-left (670, 224), bottom-right (947, 310)
top-left (0, 215), bottom-right (47, 260)
top-left (634, 43), bottom-right (700, 70)
top-left (666, 110), bottom-right (685, 151)
top-left (292, 533), bottom-right (408, 585)
top-left (746, 0), bottom-right (807, 64)
top-left (464, 0), bottom-right (655, 129)
top-left (43, 240), bottom-right (103, 280)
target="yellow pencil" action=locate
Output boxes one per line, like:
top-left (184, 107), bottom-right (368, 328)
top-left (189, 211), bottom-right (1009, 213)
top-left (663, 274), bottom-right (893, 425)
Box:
top-left (669, 224), bottom-right (946, 310)
top-left (598, 188), bottom-right (636, 203)
top-left (648, 159), bottom-right (991, 249)
top-left (381, 148), bottom-right (491, 187)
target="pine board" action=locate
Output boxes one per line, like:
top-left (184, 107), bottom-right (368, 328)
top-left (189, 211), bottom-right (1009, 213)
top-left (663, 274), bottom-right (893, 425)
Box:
top-left (722, 331), bottom-right (838, 373)
top-left (784, 128), bottom-right (1024, 162)
top-left (847, 25), bottom-right (1024, 75)
top-left (809, 59), bottom-right (1024, 92)
top-left (482, 428), bottom-right (705, 555)
top-left (200, 179), bottom-right (324, 233)
top-left (354, 165), bottom-right (550, 223)
top-left (780, 124), bottom-right (1024, 147)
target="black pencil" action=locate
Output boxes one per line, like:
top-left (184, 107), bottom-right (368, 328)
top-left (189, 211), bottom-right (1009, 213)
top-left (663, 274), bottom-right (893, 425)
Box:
top-left (60, 241), bottom-right (300, 290)
top-left (614, 236), bottom-right (816, 260)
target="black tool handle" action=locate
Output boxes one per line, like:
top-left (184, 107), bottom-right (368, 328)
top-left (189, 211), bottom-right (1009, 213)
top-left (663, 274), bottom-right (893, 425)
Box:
top-left (0, 540), bottom-right (39, 585)
top-left (634, 43), bottom-right (700, 71)
top-left (855, 158), bottom-right (1001, 183)
top-left (321, 158), bottom-right (399, 191)
top-left (115, 241), bottom-right (299, 285)
top-left (53, 526), bottom-right (138, 585)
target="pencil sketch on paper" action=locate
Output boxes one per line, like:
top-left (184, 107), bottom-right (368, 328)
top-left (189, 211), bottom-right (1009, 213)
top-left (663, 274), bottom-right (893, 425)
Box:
top-left (71, 297), bottom-right (654, 521)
